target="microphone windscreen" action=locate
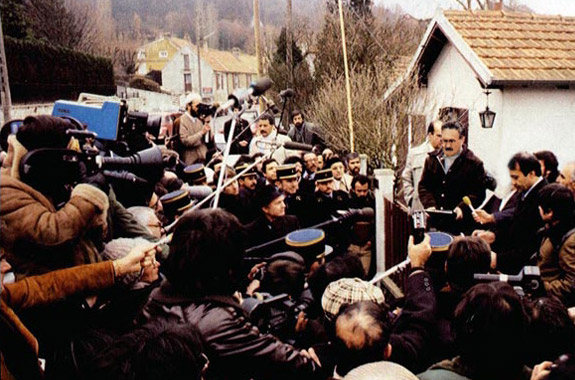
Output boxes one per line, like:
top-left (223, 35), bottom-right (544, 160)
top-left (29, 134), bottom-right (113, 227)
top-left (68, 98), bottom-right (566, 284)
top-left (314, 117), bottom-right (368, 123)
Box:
top-left (283, 141), bottom-right (313, 151)
top-left (280, 88), bottom-right (295, 98)
top-left (250, 77), bottom-right (273, 96)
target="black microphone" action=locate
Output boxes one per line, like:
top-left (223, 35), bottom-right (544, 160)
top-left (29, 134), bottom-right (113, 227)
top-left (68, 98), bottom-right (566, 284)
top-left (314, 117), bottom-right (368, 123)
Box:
top-left (218, 77), bottom-right (274, 112)
top-left (279, 88), bottom-right (295, 98)
top-left (336, 207), bottom-right (375, 221)
top-left (283, 141), bottom-right (313, 151)
top-left (102, 170), bottom-right (149, 184)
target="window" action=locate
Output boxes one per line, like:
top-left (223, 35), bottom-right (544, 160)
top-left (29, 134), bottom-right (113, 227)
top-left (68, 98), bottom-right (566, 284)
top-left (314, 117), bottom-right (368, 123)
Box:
top-left (183, 54), bottom-right (190, 70)
top-left (159, 50), bottom-right (168, 58)
top-left (184, 74), bottom-right (192, 92)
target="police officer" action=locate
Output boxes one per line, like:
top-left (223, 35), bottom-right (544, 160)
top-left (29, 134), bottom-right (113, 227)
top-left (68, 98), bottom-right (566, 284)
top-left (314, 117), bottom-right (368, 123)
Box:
top-left (276, 164), bottom-right (308, 224)
top-left (309, 168), bottom-right (350, 226)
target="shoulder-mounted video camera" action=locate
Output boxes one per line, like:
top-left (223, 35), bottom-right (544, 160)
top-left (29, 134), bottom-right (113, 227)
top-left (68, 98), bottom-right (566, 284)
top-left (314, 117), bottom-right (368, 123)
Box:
top-left (473, 266), bottom-right (545, 298)
top-left (52, 96), bottom-right (161, 155)
top-left (241, 293), bottom-right (308, 343)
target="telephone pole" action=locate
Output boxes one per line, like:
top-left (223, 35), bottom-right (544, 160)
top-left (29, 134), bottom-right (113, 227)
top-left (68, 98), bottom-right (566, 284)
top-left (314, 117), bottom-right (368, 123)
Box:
top-left (0, 15), bottom-right (12, 122)
top-left (253, 0), bottom-right (264, 112)
top-left (286, 0), bottom-right (293, 87)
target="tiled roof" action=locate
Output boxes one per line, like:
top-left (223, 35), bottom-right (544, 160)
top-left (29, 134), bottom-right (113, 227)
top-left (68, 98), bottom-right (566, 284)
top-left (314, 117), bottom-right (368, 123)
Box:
top-left (444, 10), bottom-right (575, 82)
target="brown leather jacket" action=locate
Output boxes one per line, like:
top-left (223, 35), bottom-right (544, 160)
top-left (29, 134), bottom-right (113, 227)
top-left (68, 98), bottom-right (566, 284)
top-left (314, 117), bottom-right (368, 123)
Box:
top-left (0, 261), bottom-right (115, 380)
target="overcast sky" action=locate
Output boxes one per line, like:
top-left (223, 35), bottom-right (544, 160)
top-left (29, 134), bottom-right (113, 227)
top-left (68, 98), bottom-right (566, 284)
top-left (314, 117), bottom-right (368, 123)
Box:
top-left (374, 0), bottom-right (575, 19)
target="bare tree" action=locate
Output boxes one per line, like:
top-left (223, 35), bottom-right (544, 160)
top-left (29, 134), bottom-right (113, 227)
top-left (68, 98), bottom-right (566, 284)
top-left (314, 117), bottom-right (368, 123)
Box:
top-left (24, 0), bottom-right (107, 54)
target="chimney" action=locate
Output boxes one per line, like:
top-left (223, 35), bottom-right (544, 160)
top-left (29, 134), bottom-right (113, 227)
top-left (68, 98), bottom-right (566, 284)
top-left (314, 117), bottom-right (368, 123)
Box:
top-left (488, 1), bottom-right (503, 10)
top-left (232, 47), bottom-right (240, 58)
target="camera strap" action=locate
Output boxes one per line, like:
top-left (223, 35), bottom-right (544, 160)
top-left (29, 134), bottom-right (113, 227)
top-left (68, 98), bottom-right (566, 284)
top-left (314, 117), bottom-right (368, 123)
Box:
top-left (556, 227), bottom-right (575, 253)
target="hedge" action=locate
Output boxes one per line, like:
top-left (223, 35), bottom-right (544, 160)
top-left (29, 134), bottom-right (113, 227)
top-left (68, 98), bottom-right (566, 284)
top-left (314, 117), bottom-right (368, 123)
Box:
top-left (4, 37), bottom-right (116, 103)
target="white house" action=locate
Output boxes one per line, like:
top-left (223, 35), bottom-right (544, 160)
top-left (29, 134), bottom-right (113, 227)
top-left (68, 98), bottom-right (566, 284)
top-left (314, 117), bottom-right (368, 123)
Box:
top-left (391, 10), bottom-right (575, 194)
top-left (137, 35), bottom-right (258, 103)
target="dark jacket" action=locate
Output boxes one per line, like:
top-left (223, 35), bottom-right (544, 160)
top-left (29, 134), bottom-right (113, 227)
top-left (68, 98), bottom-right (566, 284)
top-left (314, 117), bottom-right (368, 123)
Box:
top-left (307, 190), bottom-right (350, 227)
top-left (317, 270), bottom-right (437, 375)
top-left (245, 214), bottom-right (300, 257)
top-left (418, 146), bottom-right (486, 233)
top-left (1, 261), bottom-right (116, 380)
top-left (492, 179), bottom-right (547, 274)
top-left (140, 283), bottom-right (319, 380)
top-left (224, 117), bottom-right (251, 155)
top-left (287, 122), bottom-right (324, 148)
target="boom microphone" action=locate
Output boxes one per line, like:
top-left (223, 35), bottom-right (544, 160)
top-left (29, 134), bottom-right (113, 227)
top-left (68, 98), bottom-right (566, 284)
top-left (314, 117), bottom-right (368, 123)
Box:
top-left (218, 77), bottom-right (274, 112)
top-left (279, 88), bottom-right (295, 98)
top-left (255, 140), bottom-right (313, 151)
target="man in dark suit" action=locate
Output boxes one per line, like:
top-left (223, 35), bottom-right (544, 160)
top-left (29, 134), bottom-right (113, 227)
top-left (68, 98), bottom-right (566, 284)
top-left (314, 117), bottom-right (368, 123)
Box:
top-left (474, 152), bottom-right (547, 274)
top-left (418, 122), bottom-right (487, 235)
top-left (245, 185), bottom-right (299, 257)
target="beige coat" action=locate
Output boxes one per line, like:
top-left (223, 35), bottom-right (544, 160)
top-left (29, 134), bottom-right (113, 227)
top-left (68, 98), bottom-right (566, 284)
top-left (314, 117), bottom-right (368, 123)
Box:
top-left (179, 112), bottom-right (209, 165)
top-left (0, 135), bottom-right (109, 277)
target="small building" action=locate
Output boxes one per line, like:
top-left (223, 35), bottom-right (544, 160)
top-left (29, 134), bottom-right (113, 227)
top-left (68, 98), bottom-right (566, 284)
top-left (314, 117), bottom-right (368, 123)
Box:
top-left (391, 10), bottom-right (575, 192)
top-left (137, 35), bottom-right (258, 103)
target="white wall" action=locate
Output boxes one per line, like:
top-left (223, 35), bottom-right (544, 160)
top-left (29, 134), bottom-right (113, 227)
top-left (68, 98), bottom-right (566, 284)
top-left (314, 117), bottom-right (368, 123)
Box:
top-left (417, 43), bottom-right (511, 195)
top-left (161, 46), bottom-right (214, 98)
top-left (495, 88), bottom-right (575, 191)
top-left (418, 41), bottom-right (575, 193)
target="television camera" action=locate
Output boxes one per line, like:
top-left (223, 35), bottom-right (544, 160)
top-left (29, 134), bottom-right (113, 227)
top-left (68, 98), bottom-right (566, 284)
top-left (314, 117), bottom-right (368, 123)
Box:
top-left (473, 266), bottom-right (545, 298)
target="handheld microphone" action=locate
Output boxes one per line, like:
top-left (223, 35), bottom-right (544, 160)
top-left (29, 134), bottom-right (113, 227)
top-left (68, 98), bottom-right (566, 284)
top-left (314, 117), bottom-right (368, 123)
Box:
top-left (462, 196), bottom-right (477, 217)
top-left (279, 88), bottom-right (295, 98)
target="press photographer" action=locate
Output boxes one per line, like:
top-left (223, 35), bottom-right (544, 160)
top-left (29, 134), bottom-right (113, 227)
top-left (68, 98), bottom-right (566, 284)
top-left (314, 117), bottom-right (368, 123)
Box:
top-left (1, 114), bottom-right (159, 273)
top-left (242, 251), bottom-right (309, 344)
top-left (174, 93), bottom-right (216, 165)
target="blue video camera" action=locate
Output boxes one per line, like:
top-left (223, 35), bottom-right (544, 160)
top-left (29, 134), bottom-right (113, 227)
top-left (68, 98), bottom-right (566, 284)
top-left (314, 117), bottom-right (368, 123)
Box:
top-left (52, 98), bottom-right (161, 154)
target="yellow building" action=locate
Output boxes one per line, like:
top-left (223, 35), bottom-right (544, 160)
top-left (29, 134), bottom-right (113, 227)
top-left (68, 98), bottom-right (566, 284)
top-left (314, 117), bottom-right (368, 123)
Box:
top-left (137, 35), bottom-right (258, 102)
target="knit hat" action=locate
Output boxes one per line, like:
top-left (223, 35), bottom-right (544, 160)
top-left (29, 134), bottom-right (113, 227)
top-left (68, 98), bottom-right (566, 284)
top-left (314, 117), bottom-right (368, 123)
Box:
top-left (322, 278), bottom-right (385, 321)
top-left (101, 237), bottom-right (150, 286)
top-left (343, 361), bottom-right (418, 380)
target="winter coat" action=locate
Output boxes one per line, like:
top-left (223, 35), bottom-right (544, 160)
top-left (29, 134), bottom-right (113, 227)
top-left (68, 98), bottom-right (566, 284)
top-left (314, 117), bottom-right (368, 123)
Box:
top-left (179, 112), bottom-right (209, 165)
top-left (0, 135), bottom-right (109, 278)
top-left (538, 227), bottom-right (575, 306)
top-left (140, 283), bottom-right (320, 380)
top-left (0, 261), bottom-right (116, 380)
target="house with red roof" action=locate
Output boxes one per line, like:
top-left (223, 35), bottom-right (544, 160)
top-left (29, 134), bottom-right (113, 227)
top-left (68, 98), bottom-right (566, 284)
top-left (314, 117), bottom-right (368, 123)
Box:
top-left (391, 10), bottom-right (575, 192)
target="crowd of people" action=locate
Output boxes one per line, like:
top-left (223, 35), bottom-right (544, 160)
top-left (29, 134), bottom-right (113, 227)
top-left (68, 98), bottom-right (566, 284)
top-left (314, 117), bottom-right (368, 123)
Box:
top-left (1, 94), bottom-right (575, 380)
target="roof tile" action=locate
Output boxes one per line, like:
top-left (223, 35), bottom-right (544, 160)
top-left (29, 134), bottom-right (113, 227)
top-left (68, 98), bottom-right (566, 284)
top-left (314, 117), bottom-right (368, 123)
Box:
top-left (445, 10), bottom-right (575, 82)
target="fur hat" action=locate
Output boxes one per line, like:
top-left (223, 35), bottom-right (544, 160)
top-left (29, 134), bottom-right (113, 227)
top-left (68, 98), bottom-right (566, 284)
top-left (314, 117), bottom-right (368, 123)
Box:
top-left (16, 115), bottom-right (72, 151)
